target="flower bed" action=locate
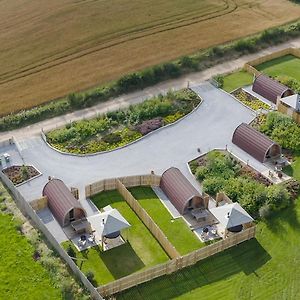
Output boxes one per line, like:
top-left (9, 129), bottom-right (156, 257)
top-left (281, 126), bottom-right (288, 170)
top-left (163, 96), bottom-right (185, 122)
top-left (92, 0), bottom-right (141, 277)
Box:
top-left (232, 88), bottom-right (270, 111)
top-left (46, 89), bottom-right (201, 154)
top-left (2, 165), bottom-right (40, 185)
top-left (189, 150), bottom-right (291, 218)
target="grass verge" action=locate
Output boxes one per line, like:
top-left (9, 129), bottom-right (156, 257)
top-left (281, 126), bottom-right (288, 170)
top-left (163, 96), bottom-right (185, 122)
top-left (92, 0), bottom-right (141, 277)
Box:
top-left (222, 70), bottom-right (253, 92)
top-left (128, 186), bottom-right (204, 255)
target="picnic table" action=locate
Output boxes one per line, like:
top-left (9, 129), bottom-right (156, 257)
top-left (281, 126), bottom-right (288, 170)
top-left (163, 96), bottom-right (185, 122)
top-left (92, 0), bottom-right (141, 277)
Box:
top-left (71, 218), bottom-right (89, 233)
top-left (191, 208), bottom-right (208, 221)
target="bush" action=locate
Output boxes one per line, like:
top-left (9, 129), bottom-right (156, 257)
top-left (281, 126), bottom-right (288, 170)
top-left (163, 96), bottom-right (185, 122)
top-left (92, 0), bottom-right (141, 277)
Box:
top-left (212, 74), bottom-right (224, 88)
top-left (259, 204), bottom-right (272, 219)
top-left (136, 117), bottom-right (163, 135)
top-left (202, 177), bottom-right (225, 196)
top-left (66, 245), bottom-right (76, 260)
top-left (234, 39), bottom-right (256, 53)
top-left (195, 166), bottom-right (208, 181)
top-left (260, 112), bottom-right (300, 151)
top-left (85, 271), bottom-right (97, 286)
top-left (266, 185), bottom-right (291, 211)
top-left (102, 132), bottom-right (122, 144)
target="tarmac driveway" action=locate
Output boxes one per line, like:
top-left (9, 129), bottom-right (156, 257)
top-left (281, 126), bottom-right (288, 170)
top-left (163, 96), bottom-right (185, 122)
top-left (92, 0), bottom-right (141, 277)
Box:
top-left (10, 82), bottom-right (255, 201)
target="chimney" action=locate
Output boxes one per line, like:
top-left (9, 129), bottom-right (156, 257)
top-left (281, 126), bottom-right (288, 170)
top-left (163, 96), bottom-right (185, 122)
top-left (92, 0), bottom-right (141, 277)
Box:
top-left (226, 212), bottom-right (230, 218)
top-left (296, 94), bottom-right (300, 112)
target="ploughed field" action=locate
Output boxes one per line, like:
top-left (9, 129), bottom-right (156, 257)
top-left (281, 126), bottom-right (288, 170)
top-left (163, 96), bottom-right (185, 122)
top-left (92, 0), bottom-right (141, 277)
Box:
top-left (1, 0), bottom-right (300, 115)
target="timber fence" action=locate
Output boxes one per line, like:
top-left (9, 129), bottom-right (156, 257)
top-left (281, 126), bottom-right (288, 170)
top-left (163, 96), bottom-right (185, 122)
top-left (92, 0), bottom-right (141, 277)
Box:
top-left (85, 174), bottom-right (161, 198)
top-left (0, 169), bottom-right (102, 300)
top-left (115, 179), bottom-right (180, 259)
top-left (97, 226), bottom-right (256, 297)
top-left (244, 47), bottom-right (300, 75)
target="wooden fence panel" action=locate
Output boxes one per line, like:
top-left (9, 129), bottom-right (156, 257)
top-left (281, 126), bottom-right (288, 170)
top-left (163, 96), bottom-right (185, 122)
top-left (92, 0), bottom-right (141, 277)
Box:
top-left (244, 47), bottom-right (300, 75)
top-left (97, 225), bottom-right (256, 297)
top-left (85, 174), bottom-right (161, 198)
top-left (116, 179), bottom-right (180, 260)
top-left (0, 172), bottom-right (102, 300)
top-left (30, 197), bottom-right (48, 211)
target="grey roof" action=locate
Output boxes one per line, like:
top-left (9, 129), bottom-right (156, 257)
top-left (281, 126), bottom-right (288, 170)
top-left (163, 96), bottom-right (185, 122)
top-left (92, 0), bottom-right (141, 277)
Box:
top-left (42, 178), bottom-right (85, 226)
top-left (281, 94), bottom-right (300, 110)
top-left (232, 123), bottom-right (281, 163)
top-left (160, 167), bottom-right (202, 214)
top-left (87, 208), bottom-right (130, 237)
top-left (252, 74), bottom-right (293, 104)
top-left (209, 203), bottom-right (253, 229)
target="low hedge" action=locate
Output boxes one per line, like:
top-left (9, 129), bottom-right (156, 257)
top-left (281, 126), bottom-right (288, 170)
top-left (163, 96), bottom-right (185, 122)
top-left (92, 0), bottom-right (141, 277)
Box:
top-left (1, 20), bottom-right (300, 131)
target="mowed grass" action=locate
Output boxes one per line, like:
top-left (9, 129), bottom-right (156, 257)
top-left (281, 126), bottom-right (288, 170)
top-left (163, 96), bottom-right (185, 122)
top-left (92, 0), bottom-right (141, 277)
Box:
top-left (0, 184), bottom-right (60, 299)
top-left (256, 55), bottom-right (300, 81)
top-left (118, 197), bottom-right (300, 300)
top-left (73, 190), bottom-right (169, 285)
top-left (128, 187), bottom-right (204, 255)
top-left (284, 152), bottom-right (300, 182)
top-left (222, 70), bottom-right (253, 92)
top-left (1, 0), bottom-right (300, 115)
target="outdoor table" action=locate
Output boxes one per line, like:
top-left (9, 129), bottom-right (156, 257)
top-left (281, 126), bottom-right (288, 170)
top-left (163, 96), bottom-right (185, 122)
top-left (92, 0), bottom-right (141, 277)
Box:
top-left (71, 219), bottom-right (89, 233)
top-left (191, 208), bottom-right (208, 221)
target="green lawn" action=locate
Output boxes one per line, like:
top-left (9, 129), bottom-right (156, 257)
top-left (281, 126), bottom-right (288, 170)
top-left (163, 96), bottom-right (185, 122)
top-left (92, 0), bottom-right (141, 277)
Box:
top-left (256, 54), bottom-right (300, 81)
top-left (118, 197), bottom-right (300, 299)
top-left (0, 183), bottom-right (60, 300)
top-left (128, 187), bottom-right (204, 255)
top-left (68, 190), bottom-right (168, 285)
top-left (222, 70), bottom-right (253, 92)
top-left (284, 152), bottom-right (300, 182)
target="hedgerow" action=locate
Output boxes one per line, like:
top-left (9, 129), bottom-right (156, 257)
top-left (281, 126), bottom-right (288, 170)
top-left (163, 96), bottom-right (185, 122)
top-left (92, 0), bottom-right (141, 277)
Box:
top-left (1, 20), bottom-right (300, 131)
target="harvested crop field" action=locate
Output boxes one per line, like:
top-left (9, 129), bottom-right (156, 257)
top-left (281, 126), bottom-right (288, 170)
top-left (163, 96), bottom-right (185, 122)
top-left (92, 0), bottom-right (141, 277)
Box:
top-left (1, 0), bottom-right (300, 116)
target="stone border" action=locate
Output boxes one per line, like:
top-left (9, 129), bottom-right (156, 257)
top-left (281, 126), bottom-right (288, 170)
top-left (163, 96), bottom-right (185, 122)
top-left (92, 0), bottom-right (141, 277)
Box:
top-left (41, 98), bottom-right (203, 157)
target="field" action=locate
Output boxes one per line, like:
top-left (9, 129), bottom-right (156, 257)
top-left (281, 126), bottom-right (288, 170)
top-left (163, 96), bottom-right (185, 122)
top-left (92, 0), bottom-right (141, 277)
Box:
top-left (256, 54), bottom-right (300, 80)
top-left (128, 187), bottom-right (204, 255)
top-left (70, 190), bottom-right (169, 285)
top-left (118, 196), bottom-right (300, 299)
top-left (0, 183), bottom-right (60, 299)
top-left (1, 0), bottom-right (300, 116)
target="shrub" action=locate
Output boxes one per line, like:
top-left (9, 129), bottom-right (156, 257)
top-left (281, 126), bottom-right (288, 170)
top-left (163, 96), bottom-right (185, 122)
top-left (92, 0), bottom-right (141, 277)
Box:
top-left (180, 56), bottom-right (198, 70)
top-left (102, 132), bottom-right (122, 144)
top-left (266, 184), bottom-right (291, 211)
top-left (195, 166), bottom-right (208, 181)
top-left (259, 204), bottom-right (272, 219)
top-left (21, 165), bottom-right (29, 180)
top-left (66, 245), bottom-right (76, 260)
top-left (212, 74), bottom-right (224, 88)
top-left (202, 177), bottom-right (225, 196)
top-left (234, 39), bottom-right (256, 53)
top-left (260, 112), bottom-right (300, 151)
top-left (85, 271), bottom-right (97, 286)
top-left (136, 117), bottom-right (163, 135)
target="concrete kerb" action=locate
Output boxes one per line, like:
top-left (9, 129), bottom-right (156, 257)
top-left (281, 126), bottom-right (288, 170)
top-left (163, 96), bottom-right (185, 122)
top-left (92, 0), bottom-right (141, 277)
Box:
top-left (40, 96), bottom-right (204, 157)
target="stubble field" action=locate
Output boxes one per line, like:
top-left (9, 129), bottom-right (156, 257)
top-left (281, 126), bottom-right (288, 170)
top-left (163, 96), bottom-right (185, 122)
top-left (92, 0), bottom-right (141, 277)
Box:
top-left (1, 0), bottom-right (300, 115)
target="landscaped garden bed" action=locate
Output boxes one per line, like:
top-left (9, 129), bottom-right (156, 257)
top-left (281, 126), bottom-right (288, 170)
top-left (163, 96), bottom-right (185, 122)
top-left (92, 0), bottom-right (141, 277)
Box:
top-left (2, 165), bottom-right (40, 185)
top-left (128, 186), bottom-right (204, 255)
top-left (231, 88), bottom-right (270, 111)
top-left (189, 150), bottom-right (291, 218)
top-left (46, 89), bottom-right (201, 154)
top-left (64, 190), bottom-right (169, 286)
